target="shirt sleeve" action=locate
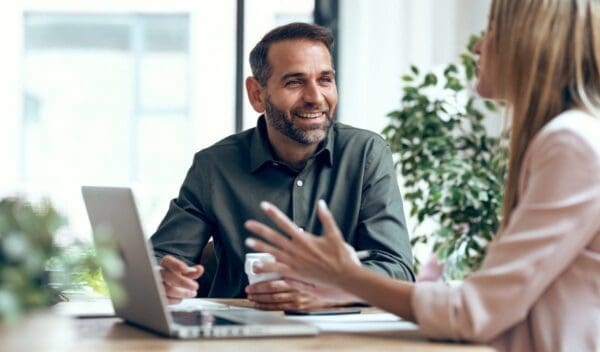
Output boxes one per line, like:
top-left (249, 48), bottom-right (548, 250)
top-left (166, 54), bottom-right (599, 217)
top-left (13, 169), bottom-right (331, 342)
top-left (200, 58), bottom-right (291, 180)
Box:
top-left (150, 155), bottom-right (215, 266)
top-left (412, 129), bottom-right (600, 341)
top-left (355, 139), bottom-right (415, 282)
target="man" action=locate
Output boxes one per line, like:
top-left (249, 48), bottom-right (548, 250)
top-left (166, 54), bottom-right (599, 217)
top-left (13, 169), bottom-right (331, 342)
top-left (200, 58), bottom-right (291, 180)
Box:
top-left (151, 22), bottom-right (414, 310)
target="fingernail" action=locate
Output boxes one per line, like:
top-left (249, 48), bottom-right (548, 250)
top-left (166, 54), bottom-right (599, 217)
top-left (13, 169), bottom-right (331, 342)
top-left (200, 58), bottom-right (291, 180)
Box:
top-left (253, 261), bottom-right (264, 269)
top-left (260, 201), bottom-right (271, 211)
top-left (318, 199), bottom-right (328, 210)
top-left (245, 238), bottom-right (256, 247)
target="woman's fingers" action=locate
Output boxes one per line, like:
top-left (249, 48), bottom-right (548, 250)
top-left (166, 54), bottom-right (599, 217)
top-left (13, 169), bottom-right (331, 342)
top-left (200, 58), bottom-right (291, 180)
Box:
top-left (316, 200), bottom-right (344, 241)
top-left (260, 201), bottom-right (310, 244)
top-left (245, 242), bottom-right (309, 282)
top-left (244, 219), bottom-right (293, 253)
top-left (253, 261), bottom-right (298, 279)
top-left (244, 236), bottom-right (292, 265)
top-left (246, 200), bottom-right (349, 278)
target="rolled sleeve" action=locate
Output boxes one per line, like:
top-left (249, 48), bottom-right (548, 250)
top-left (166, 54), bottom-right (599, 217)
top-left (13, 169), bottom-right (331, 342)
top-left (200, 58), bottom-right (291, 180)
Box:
top-left (356, 141), bottom-right (415, 281)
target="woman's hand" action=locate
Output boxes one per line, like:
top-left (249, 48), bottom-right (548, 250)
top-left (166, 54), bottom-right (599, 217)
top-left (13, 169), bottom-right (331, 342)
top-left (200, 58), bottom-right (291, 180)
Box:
top-left (245, 199), bottom-right (416, 323)
top-left (244, 200), bottom-right (359, 289)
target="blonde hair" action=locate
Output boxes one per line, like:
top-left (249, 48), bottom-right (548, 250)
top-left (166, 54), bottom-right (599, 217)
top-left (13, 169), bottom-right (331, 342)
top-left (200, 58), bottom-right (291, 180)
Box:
top-left (490, 0), bottom-right (600, 227)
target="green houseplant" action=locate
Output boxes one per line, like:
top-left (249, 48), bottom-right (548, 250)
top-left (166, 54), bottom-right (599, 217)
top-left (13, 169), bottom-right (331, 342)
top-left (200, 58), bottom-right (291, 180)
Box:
top-left (0, 197), bottom-right (123, 323)
top-left (382, 36), bottom-right (509, 279)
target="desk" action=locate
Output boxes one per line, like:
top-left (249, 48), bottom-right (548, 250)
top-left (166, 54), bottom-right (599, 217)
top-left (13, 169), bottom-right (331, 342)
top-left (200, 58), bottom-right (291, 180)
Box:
top-left (68, 299), bottom-right (493, 352)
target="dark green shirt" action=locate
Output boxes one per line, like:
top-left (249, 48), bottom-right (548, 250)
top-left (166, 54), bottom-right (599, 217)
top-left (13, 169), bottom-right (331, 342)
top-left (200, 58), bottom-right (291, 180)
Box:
top-left (151, 116), bottom-right (414, 298)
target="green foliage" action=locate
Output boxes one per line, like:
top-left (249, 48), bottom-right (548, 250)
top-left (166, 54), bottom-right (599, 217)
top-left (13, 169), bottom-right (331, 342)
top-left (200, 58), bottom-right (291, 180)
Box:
top-left (0, 198), bottom-right (124, 323)
top-left (53, 233), bottom-right (126, 304)
top-left (383, 35), bottom-right (509, 279)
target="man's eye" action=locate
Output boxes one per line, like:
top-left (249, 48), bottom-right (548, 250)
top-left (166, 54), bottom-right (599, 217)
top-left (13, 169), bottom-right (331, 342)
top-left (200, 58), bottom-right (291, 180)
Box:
top-left (320, 77), bottom-right (333, 83)
top-left (285, 80), bottom-right (301, 87)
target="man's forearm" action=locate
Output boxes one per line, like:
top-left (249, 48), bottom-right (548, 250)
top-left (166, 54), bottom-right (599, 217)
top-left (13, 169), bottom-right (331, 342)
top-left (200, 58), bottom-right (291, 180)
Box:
top-left (361, 257), bottom-right (415, 282)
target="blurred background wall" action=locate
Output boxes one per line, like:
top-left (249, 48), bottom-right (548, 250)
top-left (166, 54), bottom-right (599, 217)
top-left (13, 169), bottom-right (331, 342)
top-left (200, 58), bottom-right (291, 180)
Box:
top-left (0, 0), bottom-right (491, 242)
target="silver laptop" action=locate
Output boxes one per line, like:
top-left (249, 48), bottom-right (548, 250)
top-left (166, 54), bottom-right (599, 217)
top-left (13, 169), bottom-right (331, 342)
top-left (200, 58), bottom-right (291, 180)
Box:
top-left (81, 186), bottom-right (318, 339)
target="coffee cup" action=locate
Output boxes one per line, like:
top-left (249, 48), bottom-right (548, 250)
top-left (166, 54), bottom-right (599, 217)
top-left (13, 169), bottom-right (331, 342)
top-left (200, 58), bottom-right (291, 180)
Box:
top-left (244, 253), bottom-right (281, 285)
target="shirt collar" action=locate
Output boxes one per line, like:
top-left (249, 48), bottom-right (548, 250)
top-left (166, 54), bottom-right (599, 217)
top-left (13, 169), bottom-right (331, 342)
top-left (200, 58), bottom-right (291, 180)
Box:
top-left (249, 115), bottom-right (334, 173)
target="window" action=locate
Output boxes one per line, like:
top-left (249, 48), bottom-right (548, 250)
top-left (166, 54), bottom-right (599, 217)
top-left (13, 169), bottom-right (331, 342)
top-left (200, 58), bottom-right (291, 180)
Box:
top-left (23, 14), bottom-right (191, 186)
top-left (2, 1), bottom-right (317, 241)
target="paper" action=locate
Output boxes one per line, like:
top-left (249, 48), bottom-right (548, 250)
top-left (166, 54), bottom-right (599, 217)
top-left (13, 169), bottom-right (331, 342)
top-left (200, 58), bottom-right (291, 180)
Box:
top-left (287, 312), bottom-right (421, 333)
top-left (168, 298), bottom-right (233, 311)
top-left (287, 312), bottom-right (400, 323)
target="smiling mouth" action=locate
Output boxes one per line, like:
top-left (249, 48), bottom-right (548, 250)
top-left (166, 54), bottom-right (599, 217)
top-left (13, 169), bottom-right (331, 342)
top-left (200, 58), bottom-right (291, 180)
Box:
top-left (293, 111), bottom-right (326, 119)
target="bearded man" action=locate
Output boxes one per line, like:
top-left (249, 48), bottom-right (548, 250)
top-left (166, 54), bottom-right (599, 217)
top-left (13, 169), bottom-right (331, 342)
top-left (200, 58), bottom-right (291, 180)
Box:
top-left (151, 22), bottom-right (414, 311)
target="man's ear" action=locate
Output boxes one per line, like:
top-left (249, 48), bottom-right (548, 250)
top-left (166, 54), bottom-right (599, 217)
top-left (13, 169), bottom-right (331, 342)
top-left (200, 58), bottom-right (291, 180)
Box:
top-left (245, 77), bottom-right (265, 113)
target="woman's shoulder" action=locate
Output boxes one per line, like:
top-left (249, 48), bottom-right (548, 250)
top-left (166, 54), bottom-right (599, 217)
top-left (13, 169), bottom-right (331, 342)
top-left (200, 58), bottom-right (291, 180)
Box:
top-left (539, 109), bottom-right (600, 155)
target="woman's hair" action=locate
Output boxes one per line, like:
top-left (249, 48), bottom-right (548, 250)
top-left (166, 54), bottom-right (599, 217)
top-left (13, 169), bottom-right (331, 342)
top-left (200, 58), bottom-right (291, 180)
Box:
top-left (490, 0), bottom-right (600, 226)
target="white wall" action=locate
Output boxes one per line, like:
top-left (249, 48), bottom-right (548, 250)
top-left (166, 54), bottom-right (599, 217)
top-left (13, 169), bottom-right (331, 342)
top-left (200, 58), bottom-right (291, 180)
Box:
top-left (337, 1), bottom-right (495, 262)
top-left (338, 0), bottom-right (492, 134)
top-left (0, 6), bottom-right (23, 189)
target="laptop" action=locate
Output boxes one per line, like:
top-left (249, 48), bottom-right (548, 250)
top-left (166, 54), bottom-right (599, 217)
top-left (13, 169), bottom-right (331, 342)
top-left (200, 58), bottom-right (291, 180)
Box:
top-left (81, 186), bottom-right (318, 339)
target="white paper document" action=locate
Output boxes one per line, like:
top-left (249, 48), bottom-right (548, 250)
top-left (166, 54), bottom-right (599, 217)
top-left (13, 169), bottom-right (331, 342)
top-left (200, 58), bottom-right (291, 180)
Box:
top-left (287, 312), bottom-right (421, 333)
top-left (168, 299), bottom-right (233, 311)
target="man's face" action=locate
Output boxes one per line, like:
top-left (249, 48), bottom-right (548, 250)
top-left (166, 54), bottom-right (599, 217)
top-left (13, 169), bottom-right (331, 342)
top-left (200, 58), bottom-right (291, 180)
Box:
top-left (261, 39), bottom-right (338, 145)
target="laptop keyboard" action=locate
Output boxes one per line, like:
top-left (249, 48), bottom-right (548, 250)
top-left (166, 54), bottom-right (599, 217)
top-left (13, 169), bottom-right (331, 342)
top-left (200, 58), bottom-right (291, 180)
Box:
top-left (172, 311), bottom-right (241, 326)
top-left (172, 311), bottom-right (205, 325)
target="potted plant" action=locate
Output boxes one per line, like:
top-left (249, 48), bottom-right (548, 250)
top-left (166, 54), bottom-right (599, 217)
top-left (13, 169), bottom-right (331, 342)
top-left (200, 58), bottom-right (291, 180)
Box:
top-left (382, 35), bottom-right (509, 280)
top-left (0, 197), bottom-right (123, 349)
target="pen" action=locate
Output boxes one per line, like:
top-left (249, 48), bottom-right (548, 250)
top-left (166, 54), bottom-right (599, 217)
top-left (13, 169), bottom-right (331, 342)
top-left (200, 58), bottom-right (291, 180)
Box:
top-left (355, 250), bottom-right (371, 260)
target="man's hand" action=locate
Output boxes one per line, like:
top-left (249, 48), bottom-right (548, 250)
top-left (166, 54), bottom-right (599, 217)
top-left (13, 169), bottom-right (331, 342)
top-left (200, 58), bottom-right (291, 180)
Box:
top-left (245, 279), bottom-right (326, 311)
top-left (245, 278), bottom-right (360, 311)
top-left (159, 255), bottom-right (204, 304)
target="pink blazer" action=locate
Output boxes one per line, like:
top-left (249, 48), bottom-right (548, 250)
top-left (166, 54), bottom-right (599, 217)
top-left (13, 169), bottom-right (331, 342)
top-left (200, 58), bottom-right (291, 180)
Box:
top-left (412, 110), bottom-right (600, 351)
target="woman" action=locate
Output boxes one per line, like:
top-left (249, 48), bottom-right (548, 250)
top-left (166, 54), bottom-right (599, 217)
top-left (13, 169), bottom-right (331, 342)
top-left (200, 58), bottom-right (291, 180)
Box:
top-left (244, 0), bottom-right (600, 351)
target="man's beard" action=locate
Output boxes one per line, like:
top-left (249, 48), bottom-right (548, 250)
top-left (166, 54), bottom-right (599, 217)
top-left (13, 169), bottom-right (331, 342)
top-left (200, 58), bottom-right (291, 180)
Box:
top-left (264, 97), bottom-right (333, 145)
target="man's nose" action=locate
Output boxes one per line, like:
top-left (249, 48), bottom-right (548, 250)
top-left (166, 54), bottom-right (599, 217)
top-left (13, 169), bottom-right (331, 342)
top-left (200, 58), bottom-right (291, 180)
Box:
top-left (303, 81), bottom-right (325, 105)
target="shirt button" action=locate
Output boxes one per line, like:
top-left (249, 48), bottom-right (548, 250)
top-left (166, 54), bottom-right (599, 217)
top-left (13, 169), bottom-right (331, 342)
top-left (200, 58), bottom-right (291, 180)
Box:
top-left (296, 179), bottom-right (304, 187)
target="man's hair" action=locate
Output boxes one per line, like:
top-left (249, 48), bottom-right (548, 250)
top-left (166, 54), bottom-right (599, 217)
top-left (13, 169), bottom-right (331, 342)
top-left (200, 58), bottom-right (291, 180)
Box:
top-left (249, 22), bottom-right (334, 87)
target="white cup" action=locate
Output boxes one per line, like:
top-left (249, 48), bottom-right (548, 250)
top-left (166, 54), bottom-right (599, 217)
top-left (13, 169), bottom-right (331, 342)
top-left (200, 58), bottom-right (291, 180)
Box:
top-left (244, 253), bottom-right (281, 285)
